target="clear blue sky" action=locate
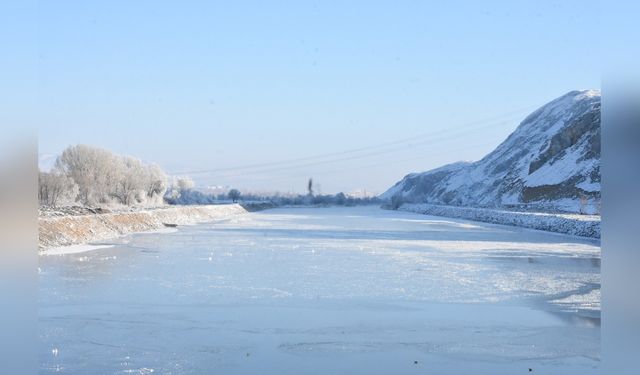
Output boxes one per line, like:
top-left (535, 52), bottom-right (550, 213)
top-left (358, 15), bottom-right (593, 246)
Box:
top-left (34, 0), bottom-right (599, 194)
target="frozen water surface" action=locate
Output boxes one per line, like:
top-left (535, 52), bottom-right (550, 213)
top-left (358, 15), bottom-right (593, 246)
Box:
top-left (39, 206), bottom-right (600, 374)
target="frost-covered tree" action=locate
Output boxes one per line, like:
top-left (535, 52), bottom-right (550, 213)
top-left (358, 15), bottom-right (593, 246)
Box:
top-left (51, 144), bottom-right (170, 207)
top-left (143, 164), bottom-right (168, 205)
top-left (112, 156), bottom-right (146, 205)
top-left (164, 176), bottom-right (197, 203)
top-left (176, 176), bottom-right (195, 192)
top-left (38, 171), bottom-right (79, 206)
top-left (54, 145), bottom-right (119, 205)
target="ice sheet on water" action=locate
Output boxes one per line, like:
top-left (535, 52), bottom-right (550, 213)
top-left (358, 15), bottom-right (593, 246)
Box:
top-left (38, 206), bottom-right (600, 374)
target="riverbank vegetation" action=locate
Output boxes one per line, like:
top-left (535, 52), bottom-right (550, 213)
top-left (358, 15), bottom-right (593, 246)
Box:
top-left (39, 145), bottom-right (380, 209)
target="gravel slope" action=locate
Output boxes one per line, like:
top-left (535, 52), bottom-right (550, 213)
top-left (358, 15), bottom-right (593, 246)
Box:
top-left (38, 204), bottom-right (253, 250)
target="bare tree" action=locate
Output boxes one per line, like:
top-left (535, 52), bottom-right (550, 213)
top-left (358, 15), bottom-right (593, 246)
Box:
top-left (228, 189), bottom-right (241, 203)
top-left (38, 171), bottom-right (78, 206)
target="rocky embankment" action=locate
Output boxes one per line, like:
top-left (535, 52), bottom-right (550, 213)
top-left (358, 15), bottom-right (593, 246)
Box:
top-left (397, 203), bottom-right (600, 239)
top-left (39, 203), bottom-right (273, 251)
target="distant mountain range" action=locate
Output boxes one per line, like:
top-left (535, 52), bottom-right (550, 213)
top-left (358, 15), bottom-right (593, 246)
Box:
top-left (381, 90), bottom-right (601, 214)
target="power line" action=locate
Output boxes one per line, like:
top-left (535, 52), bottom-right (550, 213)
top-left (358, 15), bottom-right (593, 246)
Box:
top-left (202, 138), bottom-right (499, 186)
top-left (175, 114), bottom-right (522, 179)
top-left (169, 105), bottom-right (535, 176)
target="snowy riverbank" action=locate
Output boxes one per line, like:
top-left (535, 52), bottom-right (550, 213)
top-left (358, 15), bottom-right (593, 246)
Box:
top-left (38, 203), bottom-right (272, 251)
top-left (395, 203), bottom-right (600, 238)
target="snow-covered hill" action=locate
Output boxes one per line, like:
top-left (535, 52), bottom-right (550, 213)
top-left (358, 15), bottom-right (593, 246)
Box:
top-left (381, 90), bottom-right (601, 214)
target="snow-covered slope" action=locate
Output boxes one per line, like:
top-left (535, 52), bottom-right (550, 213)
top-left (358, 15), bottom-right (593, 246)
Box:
top-left (381, 90), bottom-right (601, 213)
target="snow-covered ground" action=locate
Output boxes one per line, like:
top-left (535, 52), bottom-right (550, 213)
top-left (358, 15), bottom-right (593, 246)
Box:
top-left (398, 203), bottom-right (601, 238)
top-left (39, 206), bottom-right (600, 374)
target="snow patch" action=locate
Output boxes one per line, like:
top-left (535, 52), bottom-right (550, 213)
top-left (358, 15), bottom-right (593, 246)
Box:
top-left (577, 179), bottom-right (600, 192)
top-left (397, 203), bottom-right (600, 238)
top-left (525, 149), bottom-right (597, 187)
top-left (43, 243), bottom-right (114, 255)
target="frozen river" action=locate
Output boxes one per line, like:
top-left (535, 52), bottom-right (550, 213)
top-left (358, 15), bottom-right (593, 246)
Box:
top-left (39, 206), bottom-right (600, 374)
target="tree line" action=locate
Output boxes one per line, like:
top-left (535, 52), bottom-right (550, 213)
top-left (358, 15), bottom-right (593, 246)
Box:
top-left (39, 144), bottom-right (381, 208)
top-left (39, 145), bottom-right (168, 207)
top-left (166, 189), bottom-right (380, 207)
